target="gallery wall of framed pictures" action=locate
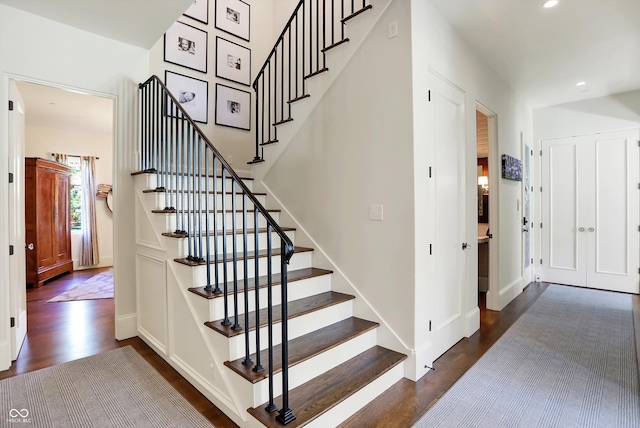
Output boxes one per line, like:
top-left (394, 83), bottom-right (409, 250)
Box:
top-left (161, 0), bottom-right (252, 129)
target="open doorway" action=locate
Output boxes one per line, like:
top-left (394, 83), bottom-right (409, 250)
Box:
top-left (8, 78), bottom-right (115, 362)
top-left (476, 109), bottom-right (490, 309)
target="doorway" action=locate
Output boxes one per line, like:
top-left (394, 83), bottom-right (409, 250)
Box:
top-left (8, 78), bottom-right (115, 363)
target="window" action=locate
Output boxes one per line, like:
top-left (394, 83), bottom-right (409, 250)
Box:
top-left (68, 156), bottom-right (82, 230)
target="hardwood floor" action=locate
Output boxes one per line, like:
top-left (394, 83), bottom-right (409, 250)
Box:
top-left (4, 275), bottom-right (633, 428)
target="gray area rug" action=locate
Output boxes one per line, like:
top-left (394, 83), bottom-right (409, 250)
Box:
top-left (48, 268), bottom-right (113, 302)
top-left (413, 284), bottom-right (640, 428)
top-left (0, 346), bottom-right (213, 427)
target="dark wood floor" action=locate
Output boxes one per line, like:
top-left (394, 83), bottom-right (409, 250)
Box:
top-left (3, 273), bottom-right (634, 428)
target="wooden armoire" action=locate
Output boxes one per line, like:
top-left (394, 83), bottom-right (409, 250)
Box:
top-left (25, 158), bottom-right (73, 287)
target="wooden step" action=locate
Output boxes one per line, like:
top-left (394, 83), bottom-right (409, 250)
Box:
top-left (163, 226), bottom-right (295, 239)
top-left (175, 246), bottom-right (313, 267)
top-left (143, 189), bottom-right (267, 196)
top-left (304, 67), bottom-right (329, 80)
top-left (225, 317), bottom-right (378, 383)
top-left (189, 267), bottom-right (331, 299)
top-left (248, 346), bottom-right (407, 427)
top-left (131, 170), bottom-right (253, 181)
top-left (151, 208), bottom-right (281, 214)
top-left (204, 291), bottom-right (354, 337)
top-left (322, 38), bottom-right (349, 52)
top-left (342, 5), bottom-right (373, 24)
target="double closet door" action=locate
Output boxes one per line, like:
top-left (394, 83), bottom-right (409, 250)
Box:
top-left (541, 130), bottom-right (639, 294)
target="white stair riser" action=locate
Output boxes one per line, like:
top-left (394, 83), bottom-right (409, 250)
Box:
top-left (145, 192), bottom-right (267, 212)
top-left (225, 299), bottom-right (354, 361)
top-left (170, 230), bottom-right (296, 259)
top-left (146, 173), bottom-right (253, 193)
top-left (156, 211), bottom-right (281, 234)
top-left (187, 251), bottom-right (313, 286)
top-left (206, 274), bottom-right (333, 321)
top-left (248, 329), bottom-right (378, 407)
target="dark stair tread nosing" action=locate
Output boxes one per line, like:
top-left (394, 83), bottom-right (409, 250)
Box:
top-left (287, 94), bottom-right (311, 104)
top-left (131, 170), bottom-right (254, 181)
top-left (143, 189), bottom-right (266, 196)
top-left (273, 118), bottom-right (294, 126)
top-left (247, 159), bottom-right (264, 165)
top-left (260, 139), bottom-right (279, 146)
top-left (304, 67), bottom-right (329, 79)
top-left (225, 317), bottom-right (379, 384)
top-left (322, 38), bottom-right (350, 52)
top-left (248, 346), bottom-right (407, 427)
top-left (189, 267), bottom-right (332, 299)
top-left (163, 226), bottom-right (295, 239)
top-left (151, 208), bottom-right (281, 214)
top-left (175, 246), bottom-right (313, 267)
top-left (342, 5), bottom-right (373, 24)
top-left (204, 291), bottom-right (355, 337)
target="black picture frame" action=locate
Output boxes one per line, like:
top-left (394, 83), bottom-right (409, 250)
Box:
top-left (216, 37), bottom-right (251, 86)
top-left (215, 83), bottom-right (250, 130)
top-left (501, 154), bottom-right (523, 181)
top-left (164, 21), bottom-right (208, 73)
top-left (183, 0), bottom-right (209, 24)
top-left (215, 0), bottom-right (250, 42)
top-left (165, 70), bottom-right (209, 123)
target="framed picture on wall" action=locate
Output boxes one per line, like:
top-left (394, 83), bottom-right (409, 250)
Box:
top-left (215, 83), bottom-right (250, 130)
top-left (501, 154), bottom-right (522, 181)
top-left (164, 21), bottom-right (208, 73)
top-left (215, 0), bottom-right (250, 41)
top-left (165, 70), bottom-right (209, 123)
top-left (183, 0), bottom-right (209, 24)
top-left (216, 37), bottom-right (251, 86)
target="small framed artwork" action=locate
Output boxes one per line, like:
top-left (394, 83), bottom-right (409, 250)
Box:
top-left (215, 0), bottom-right (250, 42)
top-left (216, 37), bottom-right (251, 86)
top-left (165, 70), bottom-right (209, 123)
top-left (215, 84), bottom-right (250, 130)
top-left (501, 154), bottom-right (523, 181)
top-left (183, 0), bottom-right (209, 24)
top-left (164, 21), bottom-right (208, 73)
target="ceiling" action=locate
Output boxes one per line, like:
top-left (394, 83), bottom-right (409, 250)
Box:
top-left (427, 0), bottom-right (640, 107)
top-left (0, 0), bottom-right (193, 49)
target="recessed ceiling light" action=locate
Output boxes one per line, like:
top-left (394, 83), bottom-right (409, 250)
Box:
top-left (543, 0), bottom-right (558, 8)
top-left (576, 81), bottom-right (586, 86)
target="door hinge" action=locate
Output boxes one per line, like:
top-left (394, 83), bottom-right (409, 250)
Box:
top-left (540, 258), bottom-right (543, 265)
top-left (540, 186), bottom-right (543, 192)
top-left (531, 258), bottom-right (534, 264)
top-left (428, 90), bottom-right (431, 102)
top-left (8, 172), bottom-right (13, 183)
top-left (531, 149), bottom-right (533, 156)
top-left (540, 222), bottom-right (543, 228)
top-left (10, 317), bottom-right (15, 328)
top-left (429, 243), bottom-right (432, 255)
top-left (9, 245), bottom-right (14, 256)
top-left (8, 100), bottom-right (14, 111)
top-left (539, 150), bottom-right (542, 156)
top-left (429, 320), bottom-right (432, 331)
top-left (429, 166), bottom-right (432, 178)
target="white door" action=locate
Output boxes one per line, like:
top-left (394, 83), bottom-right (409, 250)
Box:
top-left (542, 130), bottom-right (639, 294)
top-left (9, 80), bottom-right (27, 360)
top-left (428, 72), bottom-right (466, 360)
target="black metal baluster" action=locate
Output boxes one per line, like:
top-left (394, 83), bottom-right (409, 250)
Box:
top-left (231, 180), bottom-right (241, 331)
top-left (281, 41), bottom-right (285, 121)
top-left (204, 147), bottom-right (213, 290)
top-left (267, 64), bottom-right (272, 144)
top-left (221, 168), bottom-right (231, 326)
top-left (211, 157), bottom-right (221, 293)
top-left (274, 49), bottom-right (279, 128)
top-left (196, 133), bottom-right (204, 262)
top-left (177, 113), bottom-right (186, 235)
top-left (316, 0), bottom-right (320, 71)
top-left (295, 15), bottom-right (299, 99)
top-left (186, 123), bottom-right (193, 260)
top-left (341, 0), bottom-right (346, 39)
top-left (253, 79), bottom-right (261, 161)
top-left (242, 193), bottom-right (253, 366)
top-left (302, 3), bottom-right (306, 94)
top-left (288, 26), bottom-right (292, 119)
top-left (253, 209), bottom-right (264, 373)
top-left (351, 0), bottom-right (355, 14)
top-left (331, 0), bottom-right (335, 46)
top-left (276, 240), bottom-right (295, 425)
top-left (309, 0), bottom-right (313, 73)
top-left (265, 224), bottom-right (277, 413)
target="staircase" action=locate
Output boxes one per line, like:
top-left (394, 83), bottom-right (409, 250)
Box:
top-left (133, 1), bottom-right (407, 426)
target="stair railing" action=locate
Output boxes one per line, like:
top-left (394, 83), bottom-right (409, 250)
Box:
top-left (250, 0), bottom-right (372, 165)
top-left (138, 75), bottom-right (296, 424)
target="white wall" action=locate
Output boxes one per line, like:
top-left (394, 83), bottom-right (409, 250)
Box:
top-left (0, 3), bottom-right (151, 369)
top-left (25, 125), bottom-right (114, 270)
top-left (532, 90), bottom-right (640, 278)
top-left (148, 0), bottom-right (282, 173)
top-left (410, 0), bottom-right (531, 369)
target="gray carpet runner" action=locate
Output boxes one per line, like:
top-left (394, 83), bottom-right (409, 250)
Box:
top-left (413, 284), bottom-right (640, 428)
top-left (0, 346), bottom-right (213, 427)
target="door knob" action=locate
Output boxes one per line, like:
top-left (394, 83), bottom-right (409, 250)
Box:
top-left (588, 227), bottom-right (595, 232)
top-left (26, 243), bottom-right (34, 250)
top-left (578, 227), bottom-right (585, 232)
top-left (462, 242), bottom-right (468, 250)
top-left (522, 227), bottom-right (529, 233)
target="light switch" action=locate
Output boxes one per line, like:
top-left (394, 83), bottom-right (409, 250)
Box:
top-left (370, 204), bottom-right (383, 221)
top-left (388, 21), bottom-right (398, 39)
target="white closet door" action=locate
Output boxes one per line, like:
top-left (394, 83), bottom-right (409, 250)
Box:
top-left (587, 130), bottom-right (639, 293)
top-left (542, 130), bottom-right (639, 294)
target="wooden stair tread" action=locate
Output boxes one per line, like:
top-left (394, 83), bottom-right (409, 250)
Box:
top-left (131, 170), bottom-right (253, 181)
top-left (175, 246), bottom-right (313, 267)
top-left (225, 317), bottom-right (378, 383)
top-left (304, 67), bottom-right (329, 79)
top-left (151, 208), bottom-right (281, 214)
top-left (204, 291), bottom-right (354, 337)
top-left (322, 38), bottom-right (349, 52)
top-left (274, 118), bottom-right (293, 126)
top-left (163, 226), bottom-right (295, 239)
top-left (342, 5), bottom-right (373, 23)
top-left (248, 346), bottom-right (406, 427)
top-left (189, 267), bottom-right (332, 299)
top-left (143, 189), bottom-right (266, 196)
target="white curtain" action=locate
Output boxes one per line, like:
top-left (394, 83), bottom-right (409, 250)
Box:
top-left (80, 156), bottom-right (99, 266)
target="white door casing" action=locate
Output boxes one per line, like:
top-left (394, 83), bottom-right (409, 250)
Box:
top-left (541, 129), bottom-right (639, 294)
top-left (8, 79), bottom-right (27, 360)
top-left (428, 71), bottom-right (467, 360)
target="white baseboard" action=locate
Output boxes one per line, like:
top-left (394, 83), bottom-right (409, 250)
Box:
top-left (465, 306), bottom-right (480, 337)
top-left (115, 312), bottom-right (137, 340)
top-left (488, 277), bottom-right (523, 311)
top-left (73, 256), bottom-right (114, 271)
top-left (0, 341), bottom-right (10, 371)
